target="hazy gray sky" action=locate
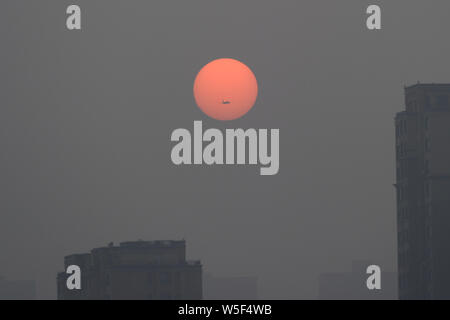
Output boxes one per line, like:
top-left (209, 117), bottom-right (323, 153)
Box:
top-left (1, 1), bottom-right (450, 299)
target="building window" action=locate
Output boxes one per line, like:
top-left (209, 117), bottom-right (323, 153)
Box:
top-left (148, 273), bottom-right (153, 286)
top-left (160, 292), bottom-right (172, 300)
top-left (160, 272), bottom-right (171, 285)
top-left (436, 95), bottom-right (449, 107)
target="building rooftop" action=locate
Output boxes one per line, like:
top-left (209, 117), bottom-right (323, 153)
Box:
top-left (87, 240), bottom-right (186, 253)
top-left (404, 83), bottom-right (450, 92)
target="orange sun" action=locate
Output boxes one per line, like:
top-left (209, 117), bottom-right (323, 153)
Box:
top-left (193, 58), bottom-right (258, 121)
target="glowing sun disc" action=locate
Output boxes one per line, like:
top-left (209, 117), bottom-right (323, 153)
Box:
top-left (193, 58), bottom-right (258, 121)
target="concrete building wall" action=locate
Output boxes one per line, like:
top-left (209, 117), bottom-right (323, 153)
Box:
top-left (396, 84), bottom-right (450, 300)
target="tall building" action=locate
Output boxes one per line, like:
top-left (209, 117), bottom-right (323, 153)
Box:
top-left (318, 261), bottom-right (397, 300)
top-left (395, 84), bottom-right (450, 299)
top-left (0, 276), bottom-right (36, 300)
top-left (57, 240), bottom-right (202, 300)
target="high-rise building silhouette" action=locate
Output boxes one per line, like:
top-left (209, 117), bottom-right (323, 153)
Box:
top-left (395, 84), bottom-right (450, 299)
top-left (57, 240), bottom-right (202, 300)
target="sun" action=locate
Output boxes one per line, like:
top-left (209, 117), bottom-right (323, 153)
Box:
top-left (193, 58), bottom-right (258, 121)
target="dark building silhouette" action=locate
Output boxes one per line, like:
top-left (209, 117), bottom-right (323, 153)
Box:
top-left (395, 84), bottom-right (450, 299)
top-left (57, 240), bottom-right (202, 300)
top-left (318, 261), bottom-right (397, 300)
top-left (203, 273), bottom-right (258, 300)
top-left (0, 276), bottom-right (36, 300)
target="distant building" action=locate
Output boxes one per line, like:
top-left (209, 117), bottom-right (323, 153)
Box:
top-left (57, 240), bottom-right (202, 300)
top-left (0, 276), bottom-right (36, 300)
top-left (395, 84), bottom-right (450, 299)
top-left (203, 273), bottom-right (258, 300)
top-left (318, 261), bottom-right (397, 300)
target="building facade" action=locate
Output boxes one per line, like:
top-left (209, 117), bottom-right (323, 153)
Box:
top-left (57, 240), bottom-right (202, 300)
top-left (395, 84), bottom-right (450, 299)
